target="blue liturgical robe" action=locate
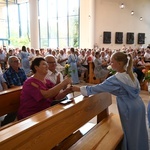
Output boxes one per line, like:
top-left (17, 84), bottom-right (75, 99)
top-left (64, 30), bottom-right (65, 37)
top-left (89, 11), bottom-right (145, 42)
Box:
top-left (80, 73), bottom-right (149, 150)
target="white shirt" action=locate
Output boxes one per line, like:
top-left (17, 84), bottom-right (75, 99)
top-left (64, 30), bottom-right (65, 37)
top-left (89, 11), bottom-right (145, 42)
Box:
top-left (144, 52), bottom-right (150, 61)
top-left (45, 70), bottom-right (63, 85)
top-left (78, 54), bottom-right (88, 65)
top-left (57, 53), bottom-right (68, 66)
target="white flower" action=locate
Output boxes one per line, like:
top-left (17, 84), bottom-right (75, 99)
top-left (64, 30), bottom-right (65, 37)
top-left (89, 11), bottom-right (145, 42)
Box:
top-left (107, 65), bottom-right (112, 70)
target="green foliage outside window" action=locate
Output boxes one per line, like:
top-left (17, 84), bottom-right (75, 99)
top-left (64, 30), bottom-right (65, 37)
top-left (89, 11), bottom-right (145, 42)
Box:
top-left (9, 36), bottom-right (30, 48)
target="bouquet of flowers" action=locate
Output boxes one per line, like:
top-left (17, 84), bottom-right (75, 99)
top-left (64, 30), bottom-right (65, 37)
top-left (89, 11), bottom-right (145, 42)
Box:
top-left (64, 63), bottom-right (75, 96)
top-left (107, 65), bottom-right (116, 75)
top-left (64, 64), bottom-right (75, 77)
top-left (142, 69), bottom-right (150, 82)
top-left (64, 64), bottom-right (71, 77)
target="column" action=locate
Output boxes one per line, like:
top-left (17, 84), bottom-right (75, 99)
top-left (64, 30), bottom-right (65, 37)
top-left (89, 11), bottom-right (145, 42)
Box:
top-left (29, 0), bottom-right (39, 49)
top-left (80, 0), bottom-right (95, 48)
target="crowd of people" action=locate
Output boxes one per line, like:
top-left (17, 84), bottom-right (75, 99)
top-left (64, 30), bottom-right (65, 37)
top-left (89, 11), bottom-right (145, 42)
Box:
top-left (0, 45), bottom-right (150, 84)
top-left (0, 45), bottom-right (150, 149)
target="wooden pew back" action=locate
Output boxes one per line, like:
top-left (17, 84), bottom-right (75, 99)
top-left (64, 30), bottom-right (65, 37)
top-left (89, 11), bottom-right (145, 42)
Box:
top-left (0, 92), bottom-right (112, 150)
top-left (88, 62), bottom-right (101, 84)
top-left (0, 86), bottom-right (22, 117)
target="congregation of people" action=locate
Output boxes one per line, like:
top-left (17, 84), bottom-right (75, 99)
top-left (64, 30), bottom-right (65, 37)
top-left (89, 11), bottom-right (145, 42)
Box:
top-left (0, 44), bottom-right (150, 126)
top-left (1, 44), bottom-right (150, 150)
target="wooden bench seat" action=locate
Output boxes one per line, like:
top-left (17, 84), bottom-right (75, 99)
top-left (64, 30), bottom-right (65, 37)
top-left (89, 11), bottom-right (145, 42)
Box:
top-left (0, 86), bottom-right (22, 128)
top-left (0, 92), bottom-right (123, 150)
top-left (69, 114), bottom-right (123, 150)
top-left (0, 86), bottom-right (22, 117)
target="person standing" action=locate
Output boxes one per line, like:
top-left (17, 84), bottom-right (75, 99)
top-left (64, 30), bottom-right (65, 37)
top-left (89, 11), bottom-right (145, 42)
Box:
top-left (68, 48), bottom-right (79, 84)
top-left (72, 52), bottom-right (149, 150)
top-left (20, 46), bottom-right (31, 76)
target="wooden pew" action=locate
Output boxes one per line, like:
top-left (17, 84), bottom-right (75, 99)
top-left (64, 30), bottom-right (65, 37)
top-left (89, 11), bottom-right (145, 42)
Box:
top-left (0, 92), bottom-right (123, 150)
top-left (0, 86), bottom-right (22, 117)
top-left (88, 62), bottom-right (101, 84)
top-left (69, 114), bottom-right (123, 150)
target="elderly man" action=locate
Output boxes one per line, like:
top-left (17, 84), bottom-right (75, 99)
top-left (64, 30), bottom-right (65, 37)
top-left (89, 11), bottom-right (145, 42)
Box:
top-left (45, 55), bottom-right (63, 85)
top-left (1, 56), bottom-right (27, 126)
top-left (45, 55), bottom-right (68, 105)
top-left (3, 56), bottom-right (27, 88)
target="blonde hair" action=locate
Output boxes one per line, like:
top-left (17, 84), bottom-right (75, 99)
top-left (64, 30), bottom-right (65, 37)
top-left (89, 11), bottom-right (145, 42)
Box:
top-left (112, 52), bottom-right (135, 81)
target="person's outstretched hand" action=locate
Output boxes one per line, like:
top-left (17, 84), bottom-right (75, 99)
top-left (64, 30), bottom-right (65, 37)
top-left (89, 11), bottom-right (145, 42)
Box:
top-left (71, 86), bottom-right (80, 92)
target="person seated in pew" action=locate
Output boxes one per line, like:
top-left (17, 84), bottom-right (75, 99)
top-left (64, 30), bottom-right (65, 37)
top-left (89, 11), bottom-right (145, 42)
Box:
top-left (17, 57), bottom-right (72, 120)
top-left (1, 56), bottom-right (27, 126)
top-left (45, 55), bottom-right (64, 85)
top-left (72, 52), bottom-right (149, 150)
top-left (3, 56), bottom-right (27, 88)
top-left (94, 51), bottom-right (109, 82)
top-left (0, 74), bottom-right (8, 126)
top-left (45, 55), bottom-right (68, 105)
top-left (133, 57), bottom-right (145, 82)
top-left (0, 74), bottom-right (8, 92)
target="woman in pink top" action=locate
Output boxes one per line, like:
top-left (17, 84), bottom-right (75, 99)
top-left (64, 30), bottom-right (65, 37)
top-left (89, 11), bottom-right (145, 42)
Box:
top-left (17, 57), bottom-right (72, 120)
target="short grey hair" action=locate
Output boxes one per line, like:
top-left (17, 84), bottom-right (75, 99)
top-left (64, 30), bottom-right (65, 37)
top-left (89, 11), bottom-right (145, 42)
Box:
top-left (44, 55), bottom-right (56, 61)
top-left (8, 56), bottom-right (19, 65)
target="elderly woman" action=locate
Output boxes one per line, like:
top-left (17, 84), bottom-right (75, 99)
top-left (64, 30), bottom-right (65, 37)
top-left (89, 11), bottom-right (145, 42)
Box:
top-left (17, 57), bottom-right (72, 120)
top-left (94, 51), bottom-right (109, 82)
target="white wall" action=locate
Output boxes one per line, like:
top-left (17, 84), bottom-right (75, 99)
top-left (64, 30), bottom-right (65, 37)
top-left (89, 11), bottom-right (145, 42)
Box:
top-left (80, 0), bottom-right (150, 50)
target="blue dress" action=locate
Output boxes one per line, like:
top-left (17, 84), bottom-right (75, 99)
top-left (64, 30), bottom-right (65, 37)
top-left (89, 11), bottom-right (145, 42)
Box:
top-left (20, 51), bottom-right (30, 75)
top-left (68, 54), bottom-right (79, 84)
top-left (80, 73), bottom-right (149, 150)
top-left (147, 101), bottom-right (150, 128)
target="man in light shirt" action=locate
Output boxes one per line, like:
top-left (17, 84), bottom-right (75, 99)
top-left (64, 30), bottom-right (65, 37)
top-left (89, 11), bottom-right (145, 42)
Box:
top-left (144, 48), bottom-right (150, 62)
top-left (45, 55), bottom-right (67, 105)
top-left (45, 55), bottom-right (63, 85)
top-left (57, 49), bottom-right (68, 67)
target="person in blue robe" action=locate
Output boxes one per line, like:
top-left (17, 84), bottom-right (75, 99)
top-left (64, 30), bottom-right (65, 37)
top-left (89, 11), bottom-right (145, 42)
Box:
top-left (20, 46), bottom-right (31, 76)
top-left (68, 48), bottom-right (79, 84)
top-left (72, 52), bottom-right (149, 150)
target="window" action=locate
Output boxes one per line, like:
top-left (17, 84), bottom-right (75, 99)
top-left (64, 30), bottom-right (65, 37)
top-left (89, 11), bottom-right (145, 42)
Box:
top-left (0, 0), bottom-right (80, 48)
top-left (39, 0), bottom-right (79, 48)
